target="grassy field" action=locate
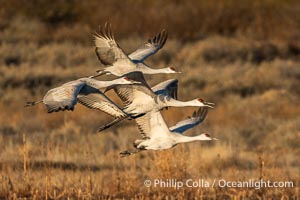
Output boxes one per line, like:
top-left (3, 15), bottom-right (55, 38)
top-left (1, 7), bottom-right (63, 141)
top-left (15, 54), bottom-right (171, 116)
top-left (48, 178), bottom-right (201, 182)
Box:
top-left (0, 1), bottom-right (300, 199)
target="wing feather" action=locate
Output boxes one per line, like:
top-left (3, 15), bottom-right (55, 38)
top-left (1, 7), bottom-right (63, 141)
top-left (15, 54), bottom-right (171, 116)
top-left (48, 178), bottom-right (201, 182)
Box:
top-left (94, 23), bottom-right (132, 67)
top-left (128, 30), bottom-right (168, 62)
top-left (43, 80), bottom-right (86, 113)
top-left (151, 79), bottom-right (178, 99)
top-left (135, 111), bottom-right (170, 139)
top-left (111, 72), bottom-right (154, 106)
top-left (77, 85), bottom-right (127, 118)
top-left (113, 85), bottom-right (155, 107)
top-left (169, 107), bottom-right (208, 134)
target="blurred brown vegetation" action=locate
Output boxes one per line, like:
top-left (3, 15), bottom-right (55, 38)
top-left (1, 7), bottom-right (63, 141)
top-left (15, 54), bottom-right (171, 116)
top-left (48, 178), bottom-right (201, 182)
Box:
top-left (1, 0), bottom-right (300, 43)
top-left (0, 0), bottom-right (299, 199)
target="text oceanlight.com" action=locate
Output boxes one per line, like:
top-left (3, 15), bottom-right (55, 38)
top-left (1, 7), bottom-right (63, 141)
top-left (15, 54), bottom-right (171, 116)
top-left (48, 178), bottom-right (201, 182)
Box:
top-left (143, 179), bottom-right (294, 190)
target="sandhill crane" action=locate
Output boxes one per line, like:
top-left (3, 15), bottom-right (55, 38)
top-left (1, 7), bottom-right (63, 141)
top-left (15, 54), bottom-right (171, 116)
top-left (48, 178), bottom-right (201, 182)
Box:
top-left (120, 107), bottom-right (217, 157)
top-left (24, 76), bottom-right (139, 116)
top-left (93, 23), bottom-right (181, 76)
top-left (97, 72), bottom-right (214, 131)
top-left (74, 77), bottom-right (179, 131)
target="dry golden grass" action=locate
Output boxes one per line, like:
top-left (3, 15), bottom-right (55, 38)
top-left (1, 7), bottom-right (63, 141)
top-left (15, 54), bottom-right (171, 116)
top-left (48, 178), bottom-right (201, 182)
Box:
top-left (0, 4), bottom-right (300, 198)
top-left (1, 40), bottom-right (299, 199)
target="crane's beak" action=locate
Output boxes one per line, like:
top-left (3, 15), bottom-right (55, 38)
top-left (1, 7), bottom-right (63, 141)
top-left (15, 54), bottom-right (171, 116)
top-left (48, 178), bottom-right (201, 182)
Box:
top-left (204, 104), bottom-right (214, 109)
top-left (204, 101), bottom-right (215, 109)
top-left (88, 74), bottom-right (102, 78)
top-left (131, 80), bottom-right (142, 84)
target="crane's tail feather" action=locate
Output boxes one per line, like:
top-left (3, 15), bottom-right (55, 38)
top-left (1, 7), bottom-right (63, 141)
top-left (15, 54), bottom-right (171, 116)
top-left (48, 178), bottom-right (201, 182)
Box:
top-left (97, 116), bottom-right (129, 132)
top-left (24, 100), bottom-right (42, 107)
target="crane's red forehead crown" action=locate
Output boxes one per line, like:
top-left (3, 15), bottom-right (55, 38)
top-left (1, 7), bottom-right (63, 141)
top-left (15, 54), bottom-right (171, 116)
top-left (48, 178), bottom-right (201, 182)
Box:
top-left (169, 67), bottom-right (176, 71)
top-left (197, 98), bottom-right (204, 103)
top-left (205, 133), bottom-right (210, 137)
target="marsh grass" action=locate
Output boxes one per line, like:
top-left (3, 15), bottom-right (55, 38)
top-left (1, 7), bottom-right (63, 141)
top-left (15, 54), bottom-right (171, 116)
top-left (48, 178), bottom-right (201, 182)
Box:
top-left (0, 40), bottom-right (299, 198)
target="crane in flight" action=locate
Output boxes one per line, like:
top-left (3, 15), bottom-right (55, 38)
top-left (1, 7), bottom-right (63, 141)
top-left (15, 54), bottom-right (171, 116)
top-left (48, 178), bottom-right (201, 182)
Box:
top-left (93, 23), bottom-right (181, 77)
top-left (97, 71), bottom-right (214, 132)
top-left (120, 107), bottom-right (217, 157)
top-left (24, 76), bottom-right (139, 118)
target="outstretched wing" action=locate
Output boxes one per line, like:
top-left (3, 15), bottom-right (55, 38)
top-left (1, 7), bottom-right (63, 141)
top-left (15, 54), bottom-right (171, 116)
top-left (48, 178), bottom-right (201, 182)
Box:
top-left (128, 30), bottom-right (168, 63)
top-left (43, 80), bottom-right (86, 113)
top-left (169, 107), bottom-right (208, 134)
top-left (77, 85), bottom-right (127, 118)
top-left (152, 79), bottom-right (178, 99)
top-left (94, 23), bottom-right (133, 68)
top-left (135, 111), bottom-right (170, 139)
top-left (110, 72), bottom-right (155, 107)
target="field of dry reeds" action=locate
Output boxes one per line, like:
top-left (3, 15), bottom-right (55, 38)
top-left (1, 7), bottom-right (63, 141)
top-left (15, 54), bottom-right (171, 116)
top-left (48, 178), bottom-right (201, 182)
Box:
top-left (0, 0), bottom-right (299, 199)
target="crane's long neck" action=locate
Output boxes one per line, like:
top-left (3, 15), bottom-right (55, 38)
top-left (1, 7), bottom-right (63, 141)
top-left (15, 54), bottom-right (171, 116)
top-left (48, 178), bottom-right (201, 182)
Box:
top-left (137, 63), bottom-right (170, 74)
top-left (174, 134), bottom-right (210, 144)
top-left (158, 96), bottom-right (199, 108)
top-left (85, 78), bottom-right (124, 89)
top-left (144, 68), bottom-right (170, 74)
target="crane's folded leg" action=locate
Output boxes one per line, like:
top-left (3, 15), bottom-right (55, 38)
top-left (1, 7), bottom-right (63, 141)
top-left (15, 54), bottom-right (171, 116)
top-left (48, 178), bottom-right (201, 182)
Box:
top-left (97, 113), bottom-right (145, 132)
top-left (24, 100), bottom-right (43, 107)
top-left (97, 117), bottom-right (128, 132)
top-left (119, 149), bottom-right (142, 157)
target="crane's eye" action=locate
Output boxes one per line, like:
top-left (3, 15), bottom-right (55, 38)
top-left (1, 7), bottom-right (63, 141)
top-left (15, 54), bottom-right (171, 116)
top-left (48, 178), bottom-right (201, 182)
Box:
top-left (124, 77), bottom-right (130, 81)
top-left (204, 133), bottom-right (210, 138)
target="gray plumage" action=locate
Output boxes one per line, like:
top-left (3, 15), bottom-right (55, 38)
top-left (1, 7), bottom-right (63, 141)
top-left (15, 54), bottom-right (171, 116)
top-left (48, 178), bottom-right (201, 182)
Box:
top-left (93, 24), bottom-right (179, 76)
